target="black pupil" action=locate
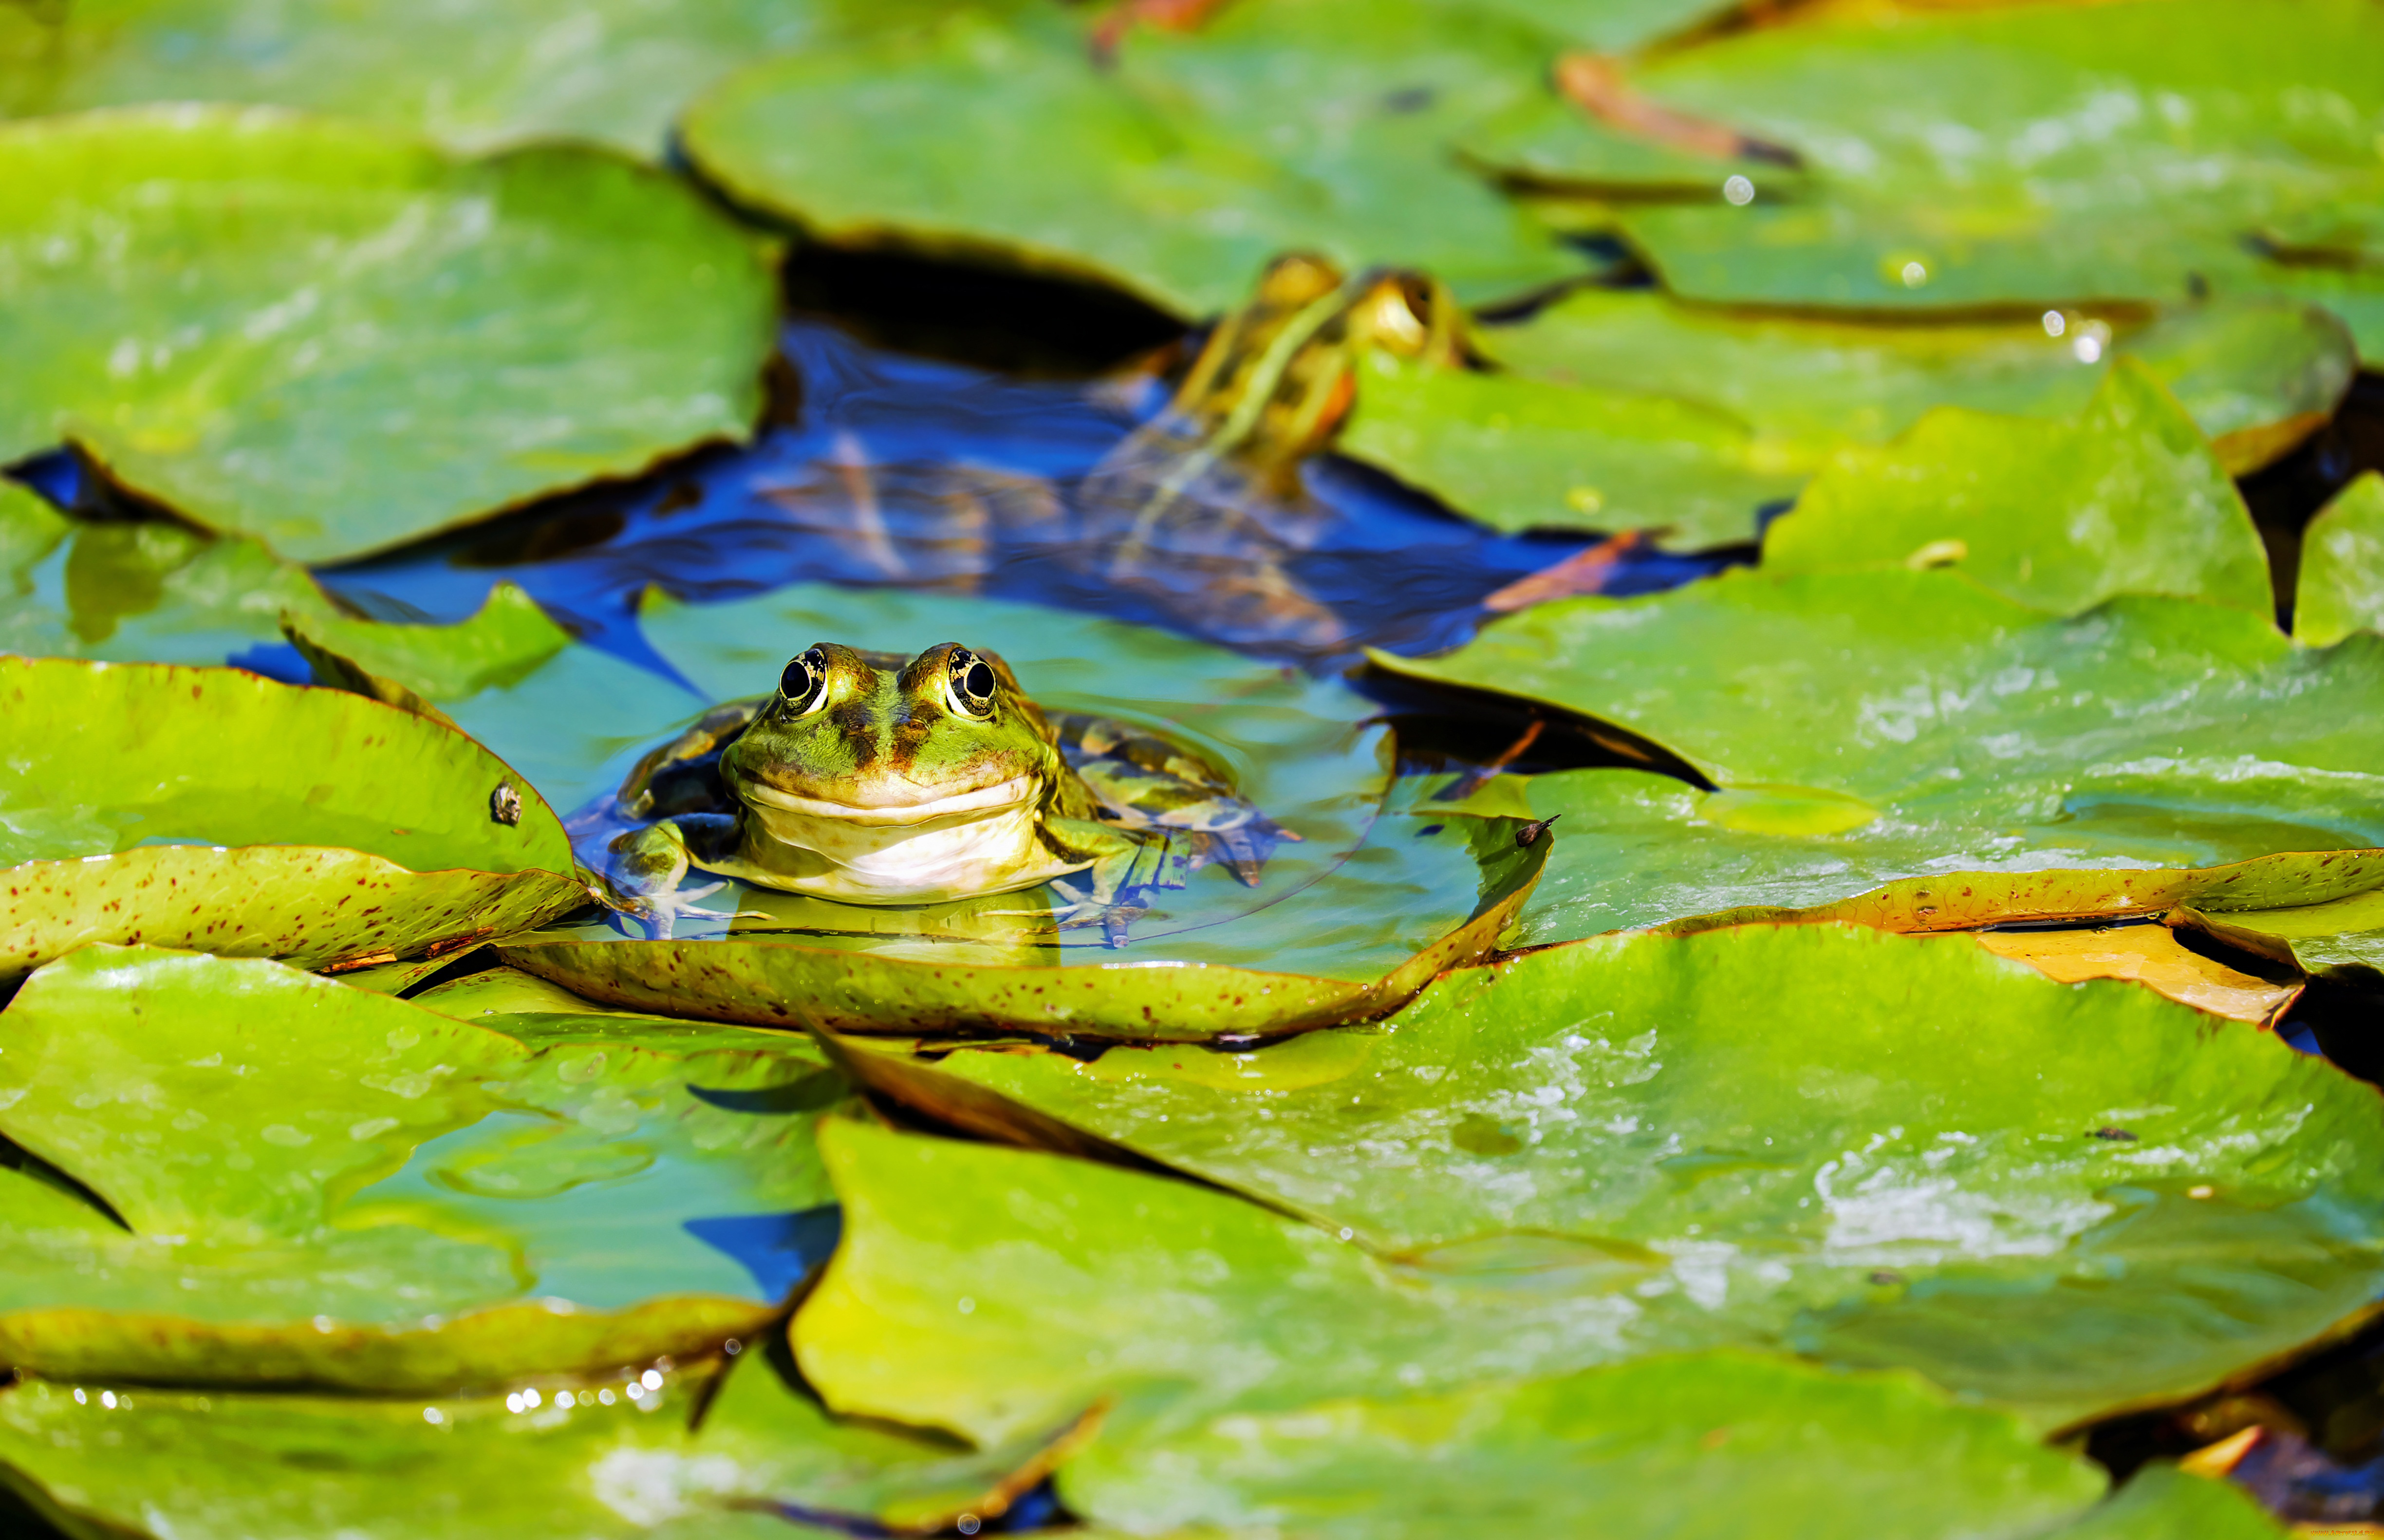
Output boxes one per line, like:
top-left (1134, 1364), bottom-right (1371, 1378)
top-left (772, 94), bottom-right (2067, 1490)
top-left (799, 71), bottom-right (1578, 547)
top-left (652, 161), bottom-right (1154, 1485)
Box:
top-left (780, 658), bottom-right (813, 701)
top-left (960, 659), bottom-right (995, 705)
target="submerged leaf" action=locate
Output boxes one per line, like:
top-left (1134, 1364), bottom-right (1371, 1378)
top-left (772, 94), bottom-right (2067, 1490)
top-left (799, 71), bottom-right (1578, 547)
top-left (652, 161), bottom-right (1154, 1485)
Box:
top-left (838, 924), bottom-right (2384, 1434)
top-left (0, 946), bottom-right (837, 1390)
top-left (0, 493), bottom-right (341, 666)
top-left (0, 107), bottom-right (776, 563)
top-left (1764, 361), bottom-right (2271, 616)
top-left (1371, 570), bottom-right (2384, 942)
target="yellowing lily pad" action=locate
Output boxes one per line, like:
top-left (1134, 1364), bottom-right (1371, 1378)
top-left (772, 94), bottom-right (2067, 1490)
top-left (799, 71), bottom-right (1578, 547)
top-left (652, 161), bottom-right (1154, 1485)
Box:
top-left (0, 1349), bottom-right (1083, 1540)
top-left (832, 924), bottom-right (2384, 1434)
top-left (0, 656), bottom-right (585, 980)
top-left (1369, 569), bottom-right (2384, 943)
top-left (0, 107), bottom-right (776, 563)
top-left (680, 0), bottom-right (1584, 317)
top-left (1481, 289), bottom-right (2355, 478)
top-left (1764, 360), bottom-right (2271, 616)
top-left (2295, 472), bottom-right (2384, 646)
top-left (1970, 923), bottom-right (2299, 1025)
top-left (0, 946), bottom-right (839, 1391)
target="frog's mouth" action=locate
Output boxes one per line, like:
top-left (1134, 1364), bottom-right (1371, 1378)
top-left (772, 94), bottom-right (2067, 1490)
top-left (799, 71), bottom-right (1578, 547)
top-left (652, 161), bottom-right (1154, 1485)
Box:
top-left (735, 772), bottom-right (1041, 828)
top-left (730, 770), bottom-right (1086, 904)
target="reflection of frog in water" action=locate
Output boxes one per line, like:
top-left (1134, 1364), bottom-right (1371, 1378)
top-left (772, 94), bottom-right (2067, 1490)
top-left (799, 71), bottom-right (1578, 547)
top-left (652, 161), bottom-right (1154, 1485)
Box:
top-left (600, 641), bottom-right (1291, 943)
top-left (762, 256), bottom-right (1464, 657)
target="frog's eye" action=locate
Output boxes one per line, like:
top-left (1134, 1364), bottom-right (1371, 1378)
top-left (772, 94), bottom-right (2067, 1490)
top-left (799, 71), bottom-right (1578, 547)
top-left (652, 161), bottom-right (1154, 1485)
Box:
top-left (946, 648), bottom-right (999, 718)
top-left (778, 649), bottom-right (827, 714)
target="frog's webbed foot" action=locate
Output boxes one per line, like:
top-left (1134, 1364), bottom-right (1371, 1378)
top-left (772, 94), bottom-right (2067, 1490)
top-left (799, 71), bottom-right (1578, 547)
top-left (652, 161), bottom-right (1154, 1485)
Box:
top-left (599, 815), bottom-right (754, 939)
top-left (1047, 879), bottom-right (1151, 949)
top-left (1198, 813), bottom-right (1302, 888)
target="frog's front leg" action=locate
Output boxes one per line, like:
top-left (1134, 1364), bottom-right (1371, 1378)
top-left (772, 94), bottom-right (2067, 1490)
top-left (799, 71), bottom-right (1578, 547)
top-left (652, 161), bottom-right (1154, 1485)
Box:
top-left (1041, 818), bottom-right (1189, 947)
top-left (602, 814), bottom-right (739, 940)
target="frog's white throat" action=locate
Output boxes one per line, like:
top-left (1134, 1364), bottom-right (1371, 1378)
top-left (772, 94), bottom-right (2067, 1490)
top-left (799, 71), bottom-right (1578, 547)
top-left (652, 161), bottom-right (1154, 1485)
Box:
top-left (735, 773), bottom-right (1089, 904)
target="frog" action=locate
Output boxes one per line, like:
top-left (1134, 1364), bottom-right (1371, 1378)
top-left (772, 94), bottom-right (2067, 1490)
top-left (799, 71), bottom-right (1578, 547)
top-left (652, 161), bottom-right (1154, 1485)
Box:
top-left (596, 640), bottom-right (1292, 943)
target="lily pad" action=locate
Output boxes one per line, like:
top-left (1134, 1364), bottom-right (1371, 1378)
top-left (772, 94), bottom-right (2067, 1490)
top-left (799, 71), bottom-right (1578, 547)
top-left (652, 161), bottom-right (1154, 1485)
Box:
top-left (2050, 1464), bottom-right (2288, 1540)
top-left (0, 656), bottom-right (583, 980)
top-left (285, 584), bottom-right (575, 707)
top-left (0, 946), bottom-right (839, 1390)
top-left (1763, 360), bottom-right (2270, 616)
top-left (1479, 289), bottom-right (2356, 477)
top-left (680, 0), bottom-right (1584, 317)
top-left (1370, 569), bottom-right (2384, 942)
top-left (825, 924), bottom-right (2384, 1433)
top-left (0, 106), bottom-right (776, 563)
top-left (2294, 472), bottom-right (2384, 647)
top-left (0, 0), bottom-right (840, 158)
top-left (1473, 0), bottom-right (2384, 332)
top-left (2187, 888), bottom-right (2384, 982)
top-left (1968, 923), bottom-right (2299, 1026)
top-left (1337, 351), bottom-right (1802, 547)
top-left (0, 492), bottom-right (342, 667)
top-left (0, 1349), bottom-right (1083, 1540)
top-left (1062, 1353), bottom-right (2105, 1540)
top-left (501, 835), bottom-right (1541, 1041)
top-left (499, 582), bottom-right (1548, 1041)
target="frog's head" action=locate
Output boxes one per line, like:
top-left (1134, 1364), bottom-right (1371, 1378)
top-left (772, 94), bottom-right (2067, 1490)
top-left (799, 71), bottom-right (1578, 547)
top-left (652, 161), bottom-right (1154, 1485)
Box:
top-left (720, 642), bottom-right (1062, 827)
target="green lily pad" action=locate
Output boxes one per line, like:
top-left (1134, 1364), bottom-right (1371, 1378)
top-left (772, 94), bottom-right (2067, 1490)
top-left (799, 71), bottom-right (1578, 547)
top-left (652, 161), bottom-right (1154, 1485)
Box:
top-left (2295, 472), bottom-right (2384, 647)
top-left (285, 585), bottom-right (575, 708)
top-left (1479, 289), bottom-right (2356, 477)
top-left (499, 582), bottom-right (1547, 1041)
top-left (680, 0), bottom-right (1583, 317)
top-left (2049, 1465), bottom-right (2287, 1540)
top-left (0, 0), bottom-right (845, 158)
top-left (1337, 351), bottom-right (1802, 547)
top-left (501, 834), bottom-right (1541, 1042)
top-left (1764, 360), bottom-right (2269, 616)
top-left (416, 965), bottom-right (841, 1057)
top-left (1061, 1353), bottom-right (2105, 1540)
top-left (0, 946), bottom-right (838, 1390)
top-left (0, 656), bottom-right (583, 980)
top-left (1471, 0), bottom-right (2384, 331)
top-left (0, 1349), bottom-right (1081, 1540)
top-left (0, 107), bottom-right (776, 563)
top-left (1371, 568), bottom-right (2384, 942)
top-left (2189, 888), bottom-right (2384, 981)
top-left (1453, 0), bottom-right (1735, 54)
top-left (812, 924), bottom-right (2384, 1435)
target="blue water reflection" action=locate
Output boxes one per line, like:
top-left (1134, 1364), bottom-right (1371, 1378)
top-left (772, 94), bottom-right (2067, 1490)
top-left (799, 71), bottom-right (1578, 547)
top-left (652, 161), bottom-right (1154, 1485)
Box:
top-left (322, 320), bottom-right (1735, 675)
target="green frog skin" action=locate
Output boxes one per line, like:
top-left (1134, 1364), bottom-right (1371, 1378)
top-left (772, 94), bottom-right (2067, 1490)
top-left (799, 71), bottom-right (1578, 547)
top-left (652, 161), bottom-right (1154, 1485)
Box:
top-left (603, 641), bottom-right (1288, 940)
